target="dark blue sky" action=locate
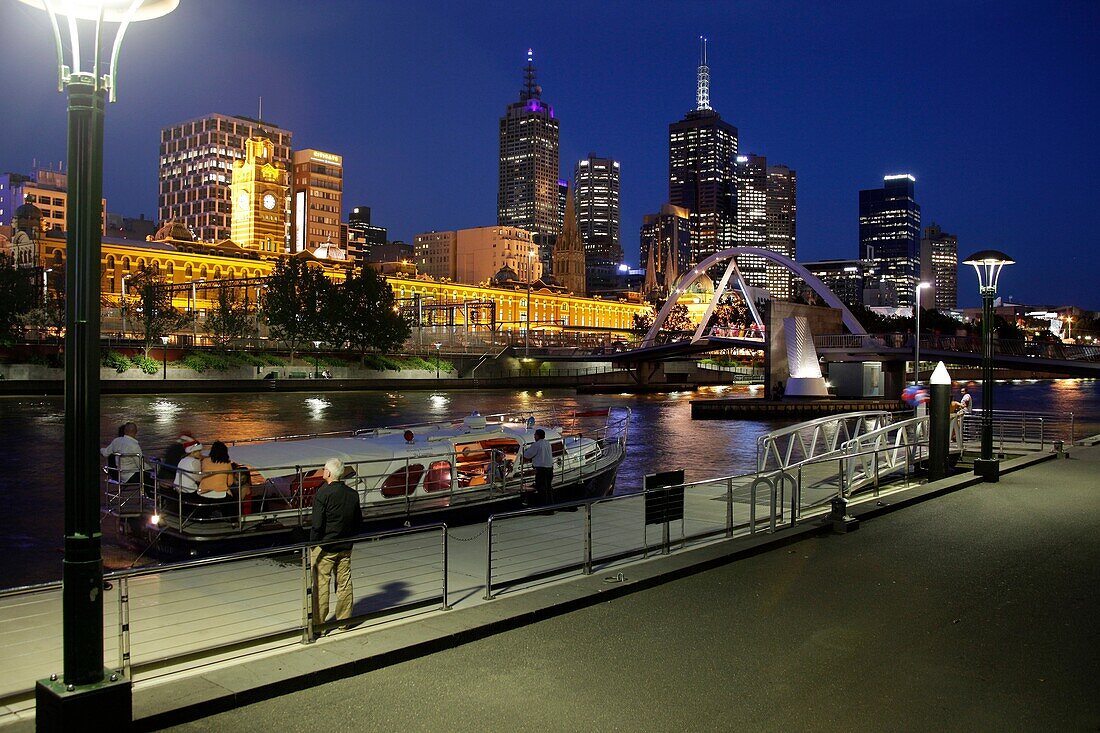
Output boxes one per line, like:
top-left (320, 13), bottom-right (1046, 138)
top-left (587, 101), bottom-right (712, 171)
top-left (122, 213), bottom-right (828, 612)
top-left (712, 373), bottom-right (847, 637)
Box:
top-left (2, 1), bottom-right (1096, 309)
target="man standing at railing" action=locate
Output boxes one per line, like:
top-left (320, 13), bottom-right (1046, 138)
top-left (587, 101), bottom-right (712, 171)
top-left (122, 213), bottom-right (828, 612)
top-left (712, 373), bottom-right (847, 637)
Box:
top-left (311, 457), bottom-right (363, 636)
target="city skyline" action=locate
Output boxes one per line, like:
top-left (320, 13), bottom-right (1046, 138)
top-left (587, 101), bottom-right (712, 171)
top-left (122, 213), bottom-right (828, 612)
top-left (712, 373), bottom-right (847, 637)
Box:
top-left (1, 1), bottom-right (1096, 309)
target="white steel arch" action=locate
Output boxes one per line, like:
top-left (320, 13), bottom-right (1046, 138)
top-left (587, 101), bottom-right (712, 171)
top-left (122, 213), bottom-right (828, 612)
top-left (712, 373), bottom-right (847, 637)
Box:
top-left (641, 247), bottom-right (867, 346)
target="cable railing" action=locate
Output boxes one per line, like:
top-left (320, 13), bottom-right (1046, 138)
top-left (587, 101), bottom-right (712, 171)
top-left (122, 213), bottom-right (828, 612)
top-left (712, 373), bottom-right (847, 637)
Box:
top-left (961, 409), bottom-right (1075, 449)
top-left (484, 434), bottom-right (967, 599)
top-left (813, 333), bottom-right (1100, 363)
top-left (0, 524), bottom-right (447, 702)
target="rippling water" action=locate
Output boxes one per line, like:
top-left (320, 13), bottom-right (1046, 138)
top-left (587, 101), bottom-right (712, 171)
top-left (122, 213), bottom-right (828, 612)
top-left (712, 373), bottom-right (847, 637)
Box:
top-left (1, 379), bottom-right (1096, 587)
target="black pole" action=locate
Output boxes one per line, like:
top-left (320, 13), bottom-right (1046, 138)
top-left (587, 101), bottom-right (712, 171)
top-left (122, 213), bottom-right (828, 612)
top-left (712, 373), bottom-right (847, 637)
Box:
top-left (62, 79), bottom-right (106, 686)
top-left (929, 374), bottom-right (950, 482)
top-left (974, 291), bottom-right (999, 481)
top-left (162, 343), bottom-right (167, 380)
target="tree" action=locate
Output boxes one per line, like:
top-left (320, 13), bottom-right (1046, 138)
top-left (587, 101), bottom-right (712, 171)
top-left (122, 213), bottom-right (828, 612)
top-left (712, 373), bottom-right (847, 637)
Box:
top-left (204, 286), bottom-right (256, 348)
top-left (123, 265), bottom-right (192, 357)
top-left (705, 296), bottom-right (753, 333)
top-left (337, 265), bottom-right (411, 361)
top-left (631, 308), bottom-right (655, 335)
top-left (19, 289), bottom-right (66, 351)
top-left (664, 303), bottom-right (693, 332)
top-left (262, 257), bottom-right (332, 359)
top-left (0, 254), bottom-right (40, 343)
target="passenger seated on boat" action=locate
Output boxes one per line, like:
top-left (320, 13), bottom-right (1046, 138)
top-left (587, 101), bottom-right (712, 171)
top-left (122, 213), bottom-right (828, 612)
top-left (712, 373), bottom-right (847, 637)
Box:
top-left (100, 421), bottom-right (145, 485)
top-left (174, 439), bottom-right (204, 494)
top-left (198, 441), bottom-right (236, 500)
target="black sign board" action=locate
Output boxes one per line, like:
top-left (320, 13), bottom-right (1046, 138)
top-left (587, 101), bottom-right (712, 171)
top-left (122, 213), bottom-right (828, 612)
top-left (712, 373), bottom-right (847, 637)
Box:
top-left (644, 469), bottom-right (685, 525)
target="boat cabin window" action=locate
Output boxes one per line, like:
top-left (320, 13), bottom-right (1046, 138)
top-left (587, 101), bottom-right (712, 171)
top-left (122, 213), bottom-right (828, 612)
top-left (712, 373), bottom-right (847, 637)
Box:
top-left (380, 464), bottom-right (425, 498)
top-left (424, 460), bottom-right (452, 493)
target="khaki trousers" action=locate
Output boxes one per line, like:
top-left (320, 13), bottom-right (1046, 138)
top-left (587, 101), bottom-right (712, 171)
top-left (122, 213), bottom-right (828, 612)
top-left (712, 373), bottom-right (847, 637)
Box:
top-left (312, 547), bottom-right (354, 627)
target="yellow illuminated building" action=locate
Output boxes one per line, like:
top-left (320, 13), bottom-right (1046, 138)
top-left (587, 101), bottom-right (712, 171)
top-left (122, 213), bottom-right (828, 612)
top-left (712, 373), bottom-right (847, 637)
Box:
top-left (230, 137), bottom-right (289, 252)
top-left (20, 227), bottom-right (646, 334)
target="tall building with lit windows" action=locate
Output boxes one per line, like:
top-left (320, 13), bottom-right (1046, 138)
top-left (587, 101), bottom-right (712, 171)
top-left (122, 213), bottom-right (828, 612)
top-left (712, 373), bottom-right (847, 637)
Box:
top-left (920, 223), bottom-right (958, 310)
top-left (765, 163), bottom-right (797, 299)
top-left (498, 49), bottom-right (560, 276)
top-left (292, 149), bottom-right (343, 256)
top-left (159, 113), bottom-right (292, 244)
top-left (859, 174), bottom-right (921, 308)
top-left (669, 38), bottom-right (738, 273)
top-left (573, 154), bottom-right (622, 292)
top-left (733, 153), bottom-right (768, 293)
top-left (230, 137), bottom-right (290, 253)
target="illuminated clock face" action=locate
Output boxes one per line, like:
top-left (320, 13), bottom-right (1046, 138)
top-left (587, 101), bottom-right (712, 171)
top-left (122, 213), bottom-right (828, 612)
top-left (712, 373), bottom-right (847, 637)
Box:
top-left (263, 193), bottom-right (277, 211)
top-left (236, 193), bottom-right (249, 212)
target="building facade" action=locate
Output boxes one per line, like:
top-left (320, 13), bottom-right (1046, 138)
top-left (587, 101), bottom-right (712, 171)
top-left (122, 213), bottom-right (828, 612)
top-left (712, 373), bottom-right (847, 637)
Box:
top-left (498, 50), bottom-right (561, 276)
top-left (415, 226), bottom-right (543, 286)
top-left (159, 114), bottom-right (292, 244)
top-left (573, 154), bottom-right (622, 293)
top-left (859, 174), bottom-right (921, 308)
top-left (640, 204), bottom-right (692, 297)
top-left (0, 169), bottom-right (107, 241)
top-left (733, 154), bottom-right (768, 294)
top-left (230, 137), bottom-right (291, 253)
top-left (920, 223), bottom-right (958, 310)
top-left (794, 258), bottom-right (887, 307)
top-left (346, 206), bottom-right (389, 263)
top-left (669, 41), bottom-right (738, 273)
top-left (292, 149), bottom-right (343, 255)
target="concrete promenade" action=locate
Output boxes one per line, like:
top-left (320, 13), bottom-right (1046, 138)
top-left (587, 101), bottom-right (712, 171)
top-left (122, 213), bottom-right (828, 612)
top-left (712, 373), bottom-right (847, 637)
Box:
top-left (5, 444), bottom-right (1098, 731)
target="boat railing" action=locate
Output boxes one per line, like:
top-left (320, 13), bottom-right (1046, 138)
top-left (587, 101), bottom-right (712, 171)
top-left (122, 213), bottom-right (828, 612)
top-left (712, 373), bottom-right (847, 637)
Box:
top-left (0, 524), bottom-right (449, 702)
top-left (755, 411), bottom-right (896, 472)
top-left (102, 408), bottom-right (632, 535)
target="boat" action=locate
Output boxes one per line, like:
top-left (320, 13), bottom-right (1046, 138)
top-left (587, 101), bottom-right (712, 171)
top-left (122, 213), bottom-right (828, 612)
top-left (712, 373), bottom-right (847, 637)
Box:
top-left (103, 407), bottom-right (631, 554)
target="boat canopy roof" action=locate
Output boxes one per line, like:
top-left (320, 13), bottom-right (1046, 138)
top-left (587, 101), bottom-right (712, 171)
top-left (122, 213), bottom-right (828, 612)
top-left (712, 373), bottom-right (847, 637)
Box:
top-left (228, 423), bottom-right (562, 479)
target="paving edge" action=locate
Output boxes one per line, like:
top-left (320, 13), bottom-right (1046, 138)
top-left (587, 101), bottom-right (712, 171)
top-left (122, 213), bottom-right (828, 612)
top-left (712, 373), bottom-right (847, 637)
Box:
top-left (0, 450), bottom-right (1061, 732)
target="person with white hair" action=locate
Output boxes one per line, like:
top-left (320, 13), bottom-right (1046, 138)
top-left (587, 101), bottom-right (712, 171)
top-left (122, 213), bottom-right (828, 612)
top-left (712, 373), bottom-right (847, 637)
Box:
top-left (100, 421), bottom-right (144, 485)
top-left (310, 457), bottom-right (362, 635)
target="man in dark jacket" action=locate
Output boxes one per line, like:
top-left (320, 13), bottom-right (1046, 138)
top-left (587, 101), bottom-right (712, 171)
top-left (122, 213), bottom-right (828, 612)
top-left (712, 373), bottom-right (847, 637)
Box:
top-left (311, 457), bottom-right (363, 634)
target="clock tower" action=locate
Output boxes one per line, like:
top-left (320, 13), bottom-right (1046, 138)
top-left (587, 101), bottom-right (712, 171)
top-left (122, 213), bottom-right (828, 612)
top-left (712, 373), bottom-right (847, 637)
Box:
top-left (231, 136), bottom-right (289, 252)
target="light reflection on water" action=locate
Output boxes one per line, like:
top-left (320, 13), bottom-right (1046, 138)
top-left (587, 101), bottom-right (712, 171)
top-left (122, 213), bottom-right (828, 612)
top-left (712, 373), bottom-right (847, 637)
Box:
top-left (0, 380), bottom-right (1096, 587)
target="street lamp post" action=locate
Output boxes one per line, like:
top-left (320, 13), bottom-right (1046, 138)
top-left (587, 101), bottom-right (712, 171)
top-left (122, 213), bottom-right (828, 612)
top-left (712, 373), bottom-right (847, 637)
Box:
top-left (43, 266), bottom-right (53, 303)
top-left (433, 341), bottom-right (443, 379)
top-left (191, 278), bottom-right (204, 344)
top-left (120, 273), bottom-right (130, 336)
top-left (160, 335), bottom-right (169, 380)
top-left (526, 249), bottom-right (533, 357)
top-left (913, 281), bottom-right (931, 385)
top-left (962, 249), bottom-right (1014, 482)
top-left (21, 0), bottom-right (178, 724)
top-left (312, 340), bottom-right (321, 379)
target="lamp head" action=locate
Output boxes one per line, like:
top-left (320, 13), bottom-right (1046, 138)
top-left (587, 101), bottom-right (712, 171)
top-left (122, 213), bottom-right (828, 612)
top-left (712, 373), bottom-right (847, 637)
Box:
top-left (962, 250), bottom-right (1014, 295)
top-left (19, 0), bottom-right (178, 22)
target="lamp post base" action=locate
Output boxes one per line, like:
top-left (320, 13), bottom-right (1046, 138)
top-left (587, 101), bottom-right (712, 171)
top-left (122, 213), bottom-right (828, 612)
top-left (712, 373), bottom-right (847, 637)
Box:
top-left (826, 495), bottom-right (860, 533)
top-left (36, 671), bottom-right (131, 732)
top-left (974, 458), bottom-right (1000, 482)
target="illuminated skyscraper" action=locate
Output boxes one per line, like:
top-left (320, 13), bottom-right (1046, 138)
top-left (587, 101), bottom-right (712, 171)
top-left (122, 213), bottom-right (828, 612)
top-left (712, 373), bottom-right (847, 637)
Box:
top-left (920, 223), bottom-right (958, 309)
top-left (291, 149), bottom-right (343, 256)
top-left (765, 163), bottom-right (797, 299)
top-left (859, 174), bottom-right (921, 308)
top-left (159, 113), bottom-right (292, 244)
top-left (640, 204), bottom-right (692, 297)
top-left (346, 206), bottom-right (387, 264)
top-left (733, 153), bottom-right (768, 293)
top-left (498, 49), bottom-right (560, 275)
top-left (573, 154), bottom-right (622, 292)
top-left (669, 38), bottom-right (738, 273)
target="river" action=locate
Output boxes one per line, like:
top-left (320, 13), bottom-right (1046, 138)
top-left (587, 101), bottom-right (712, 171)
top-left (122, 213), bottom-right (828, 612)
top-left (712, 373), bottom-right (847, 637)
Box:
top-left (1, 379), bottom-right (1097, 588)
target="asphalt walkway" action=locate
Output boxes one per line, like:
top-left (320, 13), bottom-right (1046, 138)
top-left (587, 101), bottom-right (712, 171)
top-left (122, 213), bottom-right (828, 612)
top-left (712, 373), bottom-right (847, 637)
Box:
top-left (151, 445), bottom-right (1100, 732)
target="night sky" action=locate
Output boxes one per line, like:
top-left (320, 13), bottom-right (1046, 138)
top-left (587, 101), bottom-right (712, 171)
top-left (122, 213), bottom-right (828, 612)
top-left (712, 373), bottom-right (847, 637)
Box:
top-left (1, 1), bottom-right (1096, 309)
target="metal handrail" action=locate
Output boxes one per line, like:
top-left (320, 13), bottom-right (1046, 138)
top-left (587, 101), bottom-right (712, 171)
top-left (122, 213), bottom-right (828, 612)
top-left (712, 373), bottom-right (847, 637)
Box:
top-left (756, 411), bottom-right (895, 472)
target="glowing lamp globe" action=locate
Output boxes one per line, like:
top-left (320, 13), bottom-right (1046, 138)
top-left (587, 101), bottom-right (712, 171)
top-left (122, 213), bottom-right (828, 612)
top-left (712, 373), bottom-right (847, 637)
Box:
top-left (962, 250), bottom-right (1014, 295)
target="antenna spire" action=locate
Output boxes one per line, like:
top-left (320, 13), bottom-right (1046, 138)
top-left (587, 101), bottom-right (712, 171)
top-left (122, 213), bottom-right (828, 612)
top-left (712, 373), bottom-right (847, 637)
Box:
top-left (696, 36), bottom-right (711, 111)
top-left (258, 96), bottom-right (263, 121)
top-left (521, 48), bottom-right (540, 102)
